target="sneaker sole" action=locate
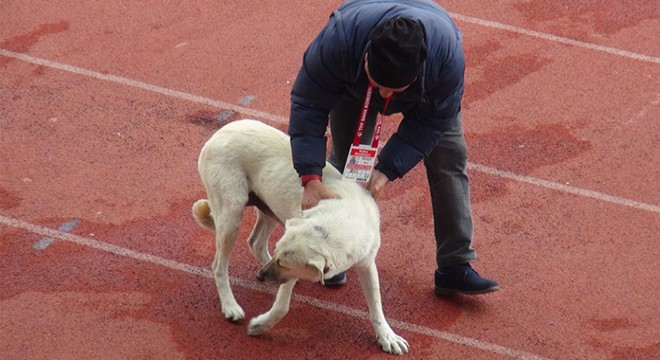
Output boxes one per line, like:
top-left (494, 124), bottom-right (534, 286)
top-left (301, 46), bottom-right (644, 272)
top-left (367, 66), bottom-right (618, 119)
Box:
top-left (434, 285), bottom-right (500, 296)
top-left (323, 276), bottom-right (347, 288)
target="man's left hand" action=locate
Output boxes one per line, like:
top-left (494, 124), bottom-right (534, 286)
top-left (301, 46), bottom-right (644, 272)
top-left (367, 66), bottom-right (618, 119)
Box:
top-left (366, 169), bottom-right (389, 199)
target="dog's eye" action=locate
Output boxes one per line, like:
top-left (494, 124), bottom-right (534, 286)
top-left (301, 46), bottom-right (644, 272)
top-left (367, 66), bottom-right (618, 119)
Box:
top-left (276, 259), bottom-right (287, 269)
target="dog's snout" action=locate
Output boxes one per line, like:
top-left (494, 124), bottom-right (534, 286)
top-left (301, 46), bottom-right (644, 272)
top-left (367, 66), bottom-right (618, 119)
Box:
top-left (256, 270), bottom-right (265, 282)
top-left (256, 264), bottom-right (287, 285)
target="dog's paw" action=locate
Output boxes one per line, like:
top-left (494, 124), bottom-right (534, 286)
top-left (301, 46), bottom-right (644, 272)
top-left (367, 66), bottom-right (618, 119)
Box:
top-left (221, 305), bottom-right (245, 323)
top-left (247, 315), bottom-right (273, 336)
top-left (378, 332), bottom-right (410, 355)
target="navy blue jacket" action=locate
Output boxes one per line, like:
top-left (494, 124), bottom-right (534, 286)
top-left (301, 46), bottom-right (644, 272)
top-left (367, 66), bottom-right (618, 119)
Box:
top-left (289, 0), bottom-right (465, 181)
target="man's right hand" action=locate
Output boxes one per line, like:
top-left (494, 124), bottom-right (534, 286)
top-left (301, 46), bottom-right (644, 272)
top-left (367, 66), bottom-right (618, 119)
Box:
top-left (302, 179), bottom-right (337, 210)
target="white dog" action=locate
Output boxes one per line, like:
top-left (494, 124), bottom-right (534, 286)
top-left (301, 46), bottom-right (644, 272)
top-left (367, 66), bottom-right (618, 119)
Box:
top-left (192, 119), bottom-right (408, 355)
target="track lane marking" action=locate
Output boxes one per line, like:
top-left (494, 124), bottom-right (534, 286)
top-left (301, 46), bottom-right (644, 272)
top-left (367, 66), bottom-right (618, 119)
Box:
top-left (449, 13), bottom-right (660, 64)
top-left (0, 214), bottom-right (551, 360)
top-left (33, 219), bottom-right (79, 250)
top-left (1, 49), bottom-right (658, 214)
top-left (468, 164), bottom-right (660, 213)
top-left (1, 11), bottom-right (655, 360)
top-left (0, 50), bottom-right (288, 125)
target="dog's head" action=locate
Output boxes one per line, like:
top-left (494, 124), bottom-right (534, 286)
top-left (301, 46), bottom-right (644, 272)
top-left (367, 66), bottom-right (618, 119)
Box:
top-left (256, 217), bottom-right (335, 285)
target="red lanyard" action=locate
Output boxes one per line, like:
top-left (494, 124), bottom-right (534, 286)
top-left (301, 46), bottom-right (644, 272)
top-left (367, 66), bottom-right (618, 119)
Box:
top-left (352, 84), bottom-right (392, 148)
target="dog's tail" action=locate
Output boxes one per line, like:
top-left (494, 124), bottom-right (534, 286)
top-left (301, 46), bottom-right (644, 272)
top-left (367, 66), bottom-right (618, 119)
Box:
top-left (192, 199), bottom-right (215, 231)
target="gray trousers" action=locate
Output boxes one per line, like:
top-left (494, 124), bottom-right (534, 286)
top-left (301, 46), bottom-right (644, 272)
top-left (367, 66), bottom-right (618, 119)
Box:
top-left (328, 99), bottom-right (476, 268)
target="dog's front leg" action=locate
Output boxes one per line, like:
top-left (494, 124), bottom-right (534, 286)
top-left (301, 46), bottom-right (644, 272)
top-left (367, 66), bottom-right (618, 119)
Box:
top-left (356, 262), bottom-right (409, 355)
top-left (247, 279), bottom-right (297, 336)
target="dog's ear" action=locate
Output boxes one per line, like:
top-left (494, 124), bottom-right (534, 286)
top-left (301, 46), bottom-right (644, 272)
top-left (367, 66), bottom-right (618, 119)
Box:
top-left (284, 217), bottom-right (304, 229)
top-left (307, 256), bottom-right (337, 285)
top-left (307, 257), bottom-right (327, 285)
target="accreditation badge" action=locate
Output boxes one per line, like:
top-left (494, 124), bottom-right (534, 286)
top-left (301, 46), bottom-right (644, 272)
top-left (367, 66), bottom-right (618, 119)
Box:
top-left (341, 83), bottom-right (391, 184)
top-left (342, 144), bottom-right (378, 183)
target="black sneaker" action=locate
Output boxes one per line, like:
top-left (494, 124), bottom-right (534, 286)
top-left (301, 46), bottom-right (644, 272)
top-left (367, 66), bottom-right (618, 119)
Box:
top-left (324, 272), bottom-right (347, 287)
top-left (434, 263), bottom-right (500, 295)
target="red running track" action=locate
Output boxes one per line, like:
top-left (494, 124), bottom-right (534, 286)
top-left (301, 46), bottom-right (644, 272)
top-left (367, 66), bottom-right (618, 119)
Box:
top-left (1, 1), bottom-right (659, 359)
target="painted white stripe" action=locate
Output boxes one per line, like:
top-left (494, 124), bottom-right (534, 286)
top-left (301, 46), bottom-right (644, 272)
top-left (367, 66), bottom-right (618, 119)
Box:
top-left (2, 48), bottom-right (659, 214)
top-left (449, 13), bottom-right (660, 64)
top-left (0, 214), bottom-right (551, 360)
top-left (34, 218), bottom-right (80, 250)
top-left (1, 48), bottom-right (658, 214)
top-left (0, 49), bottom-right (288, 125)
top-left (0, 14), bottom-right (652, 359)
top-left (468, 163), bottom-right (660, 213)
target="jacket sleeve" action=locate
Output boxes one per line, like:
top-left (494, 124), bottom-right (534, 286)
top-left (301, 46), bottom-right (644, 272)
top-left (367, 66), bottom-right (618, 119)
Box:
top-left (289, 15), bottom-right (354, 177)
top-left (375, 82), bottom-right (463, 181)
top-left (374, 39), bottom-right (465, 181)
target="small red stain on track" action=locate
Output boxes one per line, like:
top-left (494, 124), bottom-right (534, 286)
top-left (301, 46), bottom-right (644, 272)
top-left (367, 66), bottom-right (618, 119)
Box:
top-left (0, 21), bottom-right (69, 66)
top-left (588, 317), bottom-right (637, 332)
top-left (467, 123), bottom-right (593, 174)
top-left (514, 0), bottom-right (660, 35)
top-left (610, 342), bottom-right (660, 360)
top-left (465, 38), bottom-right (551, 104)
top-left (0, 187), bottom-right (22, 209)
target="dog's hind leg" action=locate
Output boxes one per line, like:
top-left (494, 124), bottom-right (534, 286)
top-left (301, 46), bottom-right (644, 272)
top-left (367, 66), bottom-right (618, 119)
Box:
top-left (211, 203), bottom-right (246, 322)
top-left (356, 262), bottom-right (410, 355)
top-left (246, 279), bottom-right (297, 336)
top-left (247, 208), bottom-right (279, 266)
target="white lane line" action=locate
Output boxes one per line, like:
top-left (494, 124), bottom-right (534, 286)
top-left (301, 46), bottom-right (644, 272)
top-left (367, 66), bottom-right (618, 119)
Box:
top-left (0, 49), bottom-right (288, 125)
top-left (1, 48), bottom-right (658, 214)
top-left (0, 214), bottom-right (551, 360)
top-left (449, 13), bottom-right (660, 64)
top-left (33, 218), bottom-right (80, 250)
top-left (628, 93), bottom-right (660, 124)
top-left (469, 164), bottom-right (660, 213)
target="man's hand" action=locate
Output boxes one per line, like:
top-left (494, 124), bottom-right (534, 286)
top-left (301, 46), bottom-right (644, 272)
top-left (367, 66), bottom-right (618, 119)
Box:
top-left (366, 169), bottom-right (389, 199)
top-left (302, 179), bottom-right (337, 209)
